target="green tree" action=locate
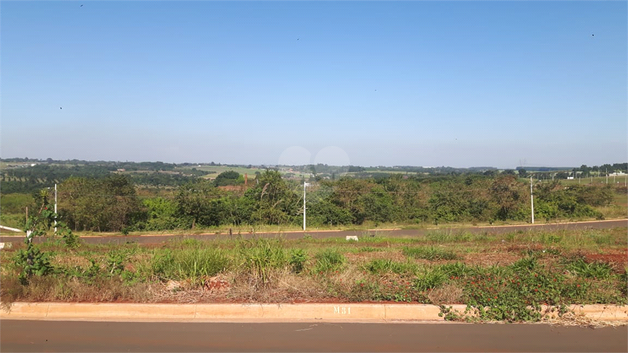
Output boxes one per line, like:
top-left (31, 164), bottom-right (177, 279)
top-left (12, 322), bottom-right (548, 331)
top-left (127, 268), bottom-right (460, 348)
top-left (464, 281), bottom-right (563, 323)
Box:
top-left (141, 197), bottom-right (180, 230)
top-left (244, 170), bottom-right (300, 225)
top-left (176, 180), bottom-right (224, 228)
top-left (489, 176), bottom-right (526, 221)
top-left (59, 175), bottom-right (141, 232)
top-left (214, 170), bottom-right (241, 187)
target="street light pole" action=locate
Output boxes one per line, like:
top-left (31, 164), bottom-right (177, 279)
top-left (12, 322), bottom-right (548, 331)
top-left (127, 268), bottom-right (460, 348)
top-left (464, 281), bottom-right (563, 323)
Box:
top-left (54, 183), bottom-right (58, 234)
top-left (303, 182), bottom-right (309, 231)
top-left (530, 177), bottom-right (535, 224)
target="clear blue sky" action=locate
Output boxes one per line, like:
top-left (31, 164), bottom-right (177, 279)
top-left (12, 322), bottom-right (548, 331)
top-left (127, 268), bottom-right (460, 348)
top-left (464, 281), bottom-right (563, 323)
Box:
top-left (1, 1), bottom-right (626, 168)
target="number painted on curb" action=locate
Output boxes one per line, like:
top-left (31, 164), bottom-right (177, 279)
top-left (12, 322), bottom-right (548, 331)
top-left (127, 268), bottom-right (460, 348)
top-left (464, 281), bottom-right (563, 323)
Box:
top-left (333, 306), bottom-right (351, 315)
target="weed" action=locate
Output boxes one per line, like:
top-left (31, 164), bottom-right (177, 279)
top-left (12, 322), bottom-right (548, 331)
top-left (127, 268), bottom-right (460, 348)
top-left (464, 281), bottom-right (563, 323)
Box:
top-left (152, 247), bottom-right (230, 283)
top-left (15, 243), bottom-right (54, 284)
top-left (426, 231), bottom-right (472, 243)
top-left (438, 262), bottom-right (473, 277)
top-left (565, 258), bottom-right (613, 279)
top-left (359, 246), bottom-right (381, 253)
top-left (403, 246), bottom-right (458, 261)
top-left (238, 238), bottom-right (286, 285)
top-left (289, 249), bottom-right (307, 274)
top-left (439, 305), bottom-right (464, 321)
top-left (413, 268), bottom-right (447, 291)
top-left (314, 249), bottom-right (345, 273)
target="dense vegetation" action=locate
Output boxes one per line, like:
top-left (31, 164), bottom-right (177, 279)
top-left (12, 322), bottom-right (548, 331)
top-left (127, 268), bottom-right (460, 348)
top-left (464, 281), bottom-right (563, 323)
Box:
top-left (1, 168), bottom-right (623, 233)
top-left (0, 159), bottom-right (211, 193)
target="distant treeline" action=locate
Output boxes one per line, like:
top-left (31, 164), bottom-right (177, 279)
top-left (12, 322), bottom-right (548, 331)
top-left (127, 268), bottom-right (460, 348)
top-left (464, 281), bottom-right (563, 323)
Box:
top-left (519, 163), bottom-right (627, 174)
top-left (0, 162), bottom-right (211, 193)
top-left (5, 170), bottom-right (619, 233)
top-left (2, 159), bottom-right (626, 197)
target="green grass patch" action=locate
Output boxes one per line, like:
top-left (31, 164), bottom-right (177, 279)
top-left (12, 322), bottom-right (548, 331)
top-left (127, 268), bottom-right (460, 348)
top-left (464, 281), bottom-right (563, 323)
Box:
top-left (403, 246), bottom-right (459, 261)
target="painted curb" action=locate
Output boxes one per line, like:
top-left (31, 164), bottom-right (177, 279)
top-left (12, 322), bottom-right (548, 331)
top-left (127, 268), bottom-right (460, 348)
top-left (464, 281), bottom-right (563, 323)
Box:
top-left (1, 303), bottom-right (627, 323)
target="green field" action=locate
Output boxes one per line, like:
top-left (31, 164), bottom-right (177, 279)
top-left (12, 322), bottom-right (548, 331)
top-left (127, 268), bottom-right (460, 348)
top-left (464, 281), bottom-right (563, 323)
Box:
top-left (175, 165), bottom-right (263, 179)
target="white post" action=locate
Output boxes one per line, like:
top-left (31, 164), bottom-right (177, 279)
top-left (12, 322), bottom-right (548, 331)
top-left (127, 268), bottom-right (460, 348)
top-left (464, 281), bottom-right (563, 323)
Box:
top-left (303, 182), bottom-right (306, 231)
top-left (606, 168), bottom-right (608, 184)
top-left (530, 177), bottom-right (535, 224)
top-left (54, 183), bottom-right (58, 234)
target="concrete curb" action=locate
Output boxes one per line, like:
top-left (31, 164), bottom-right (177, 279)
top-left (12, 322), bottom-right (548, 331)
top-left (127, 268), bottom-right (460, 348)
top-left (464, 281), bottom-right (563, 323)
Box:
top-left (1, 303), bottom-right (627, 323)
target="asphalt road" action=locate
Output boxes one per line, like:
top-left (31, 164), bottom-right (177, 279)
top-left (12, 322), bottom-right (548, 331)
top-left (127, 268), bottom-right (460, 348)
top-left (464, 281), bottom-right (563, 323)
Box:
top-left (1, 320), bottom-right (626, 352)
top-left (1, 219), bottom-right (626, 245)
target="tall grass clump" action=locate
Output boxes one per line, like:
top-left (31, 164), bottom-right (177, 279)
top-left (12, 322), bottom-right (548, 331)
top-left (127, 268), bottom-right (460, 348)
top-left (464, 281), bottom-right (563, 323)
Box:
top-left (437, 262), bottom-right (473, 278)
top-left (426, 231), bottom-right (473, 243)
top-left (564, 258), bottom-right (613, 279)
top-left (237, 238), bottom-right (287, 285)
top-left (413, 267), bottom-right (448, 291)
top-left (363, 259), bottom-right (419, 275)
top-left (151, 247), bottom-right (230, 282)
top-left (314, 248), bottom-right (345, 273)
top-left (403, 246), bottom-right (459, 261)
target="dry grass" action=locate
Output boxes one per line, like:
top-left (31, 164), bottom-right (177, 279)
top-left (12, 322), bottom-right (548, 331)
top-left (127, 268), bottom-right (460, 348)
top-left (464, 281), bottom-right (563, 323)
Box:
top-left (543, 311), bottom-right (628, 328)
top-left (427, 283), bottom-right (464, 305)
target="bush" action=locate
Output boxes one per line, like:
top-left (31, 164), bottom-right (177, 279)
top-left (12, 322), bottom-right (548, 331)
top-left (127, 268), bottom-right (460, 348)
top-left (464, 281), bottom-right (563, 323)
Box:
top-left (289, 249), bottom-right (307, 274)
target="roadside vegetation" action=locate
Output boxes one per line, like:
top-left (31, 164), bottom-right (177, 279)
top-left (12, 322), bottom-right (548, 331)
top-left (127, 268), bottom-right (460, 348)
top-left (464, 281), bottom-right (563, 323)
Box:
top-left (2, 160), bottom-right (626, 323)
top-left (2, 226), bottom-right (626, 323)
top-left (1, 168), bottom-right (626, 234)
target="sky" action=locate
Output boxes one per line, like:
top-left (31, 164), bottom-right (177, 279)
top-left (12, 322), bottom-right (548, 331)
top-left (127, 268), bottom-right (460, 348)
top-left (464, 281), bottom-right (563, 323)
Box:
top-left (1, 1), bottom-right (626, 168)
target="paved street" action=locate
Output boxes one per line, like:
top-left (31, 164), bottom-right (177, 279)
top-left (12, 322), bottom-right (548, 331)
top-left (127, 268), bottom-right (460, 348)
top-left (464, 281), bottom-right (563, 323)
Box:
top-left (1, 219), bottom-right (626, 245)
top-left (2, 320), bottom-right (627, 352)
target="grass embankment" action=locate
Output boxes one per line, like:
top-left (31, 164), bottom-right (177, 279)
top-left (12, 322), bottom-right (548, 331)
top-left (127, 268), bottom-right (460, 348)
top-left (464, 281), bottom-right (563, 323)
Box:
top-left (1, 227), bottom-right (626, 322)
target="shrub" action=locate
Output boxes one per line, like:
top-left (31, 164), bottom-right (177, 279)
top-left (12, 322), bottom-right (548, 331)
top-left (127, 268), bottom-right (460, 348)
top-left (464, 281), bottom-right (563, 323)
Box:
top-left (289, 249), bottom-right (307, 274)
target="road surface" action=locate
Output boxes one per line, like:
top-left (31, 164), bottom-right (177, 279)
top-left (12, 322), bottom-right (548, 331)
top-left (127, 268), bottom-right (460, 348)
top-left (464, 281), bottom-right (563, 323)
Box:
top-left (1, 320), bottom-right (626, 352)
top-left (1, 219), bottom-right (625, 245)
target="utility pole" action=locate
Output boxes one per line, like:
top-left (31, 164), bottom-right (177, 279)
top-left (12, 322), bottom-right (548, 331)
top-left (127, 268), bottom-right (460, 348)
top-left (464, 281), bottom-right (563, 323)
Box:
top-left (606, 168), bottom-right (608, 184)
top-left (530, 177), bottom-right (535, 224)
top-left (303, 182), bottom-right (309, 231)
top-left (54, 183), bottom-right (58, 234)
